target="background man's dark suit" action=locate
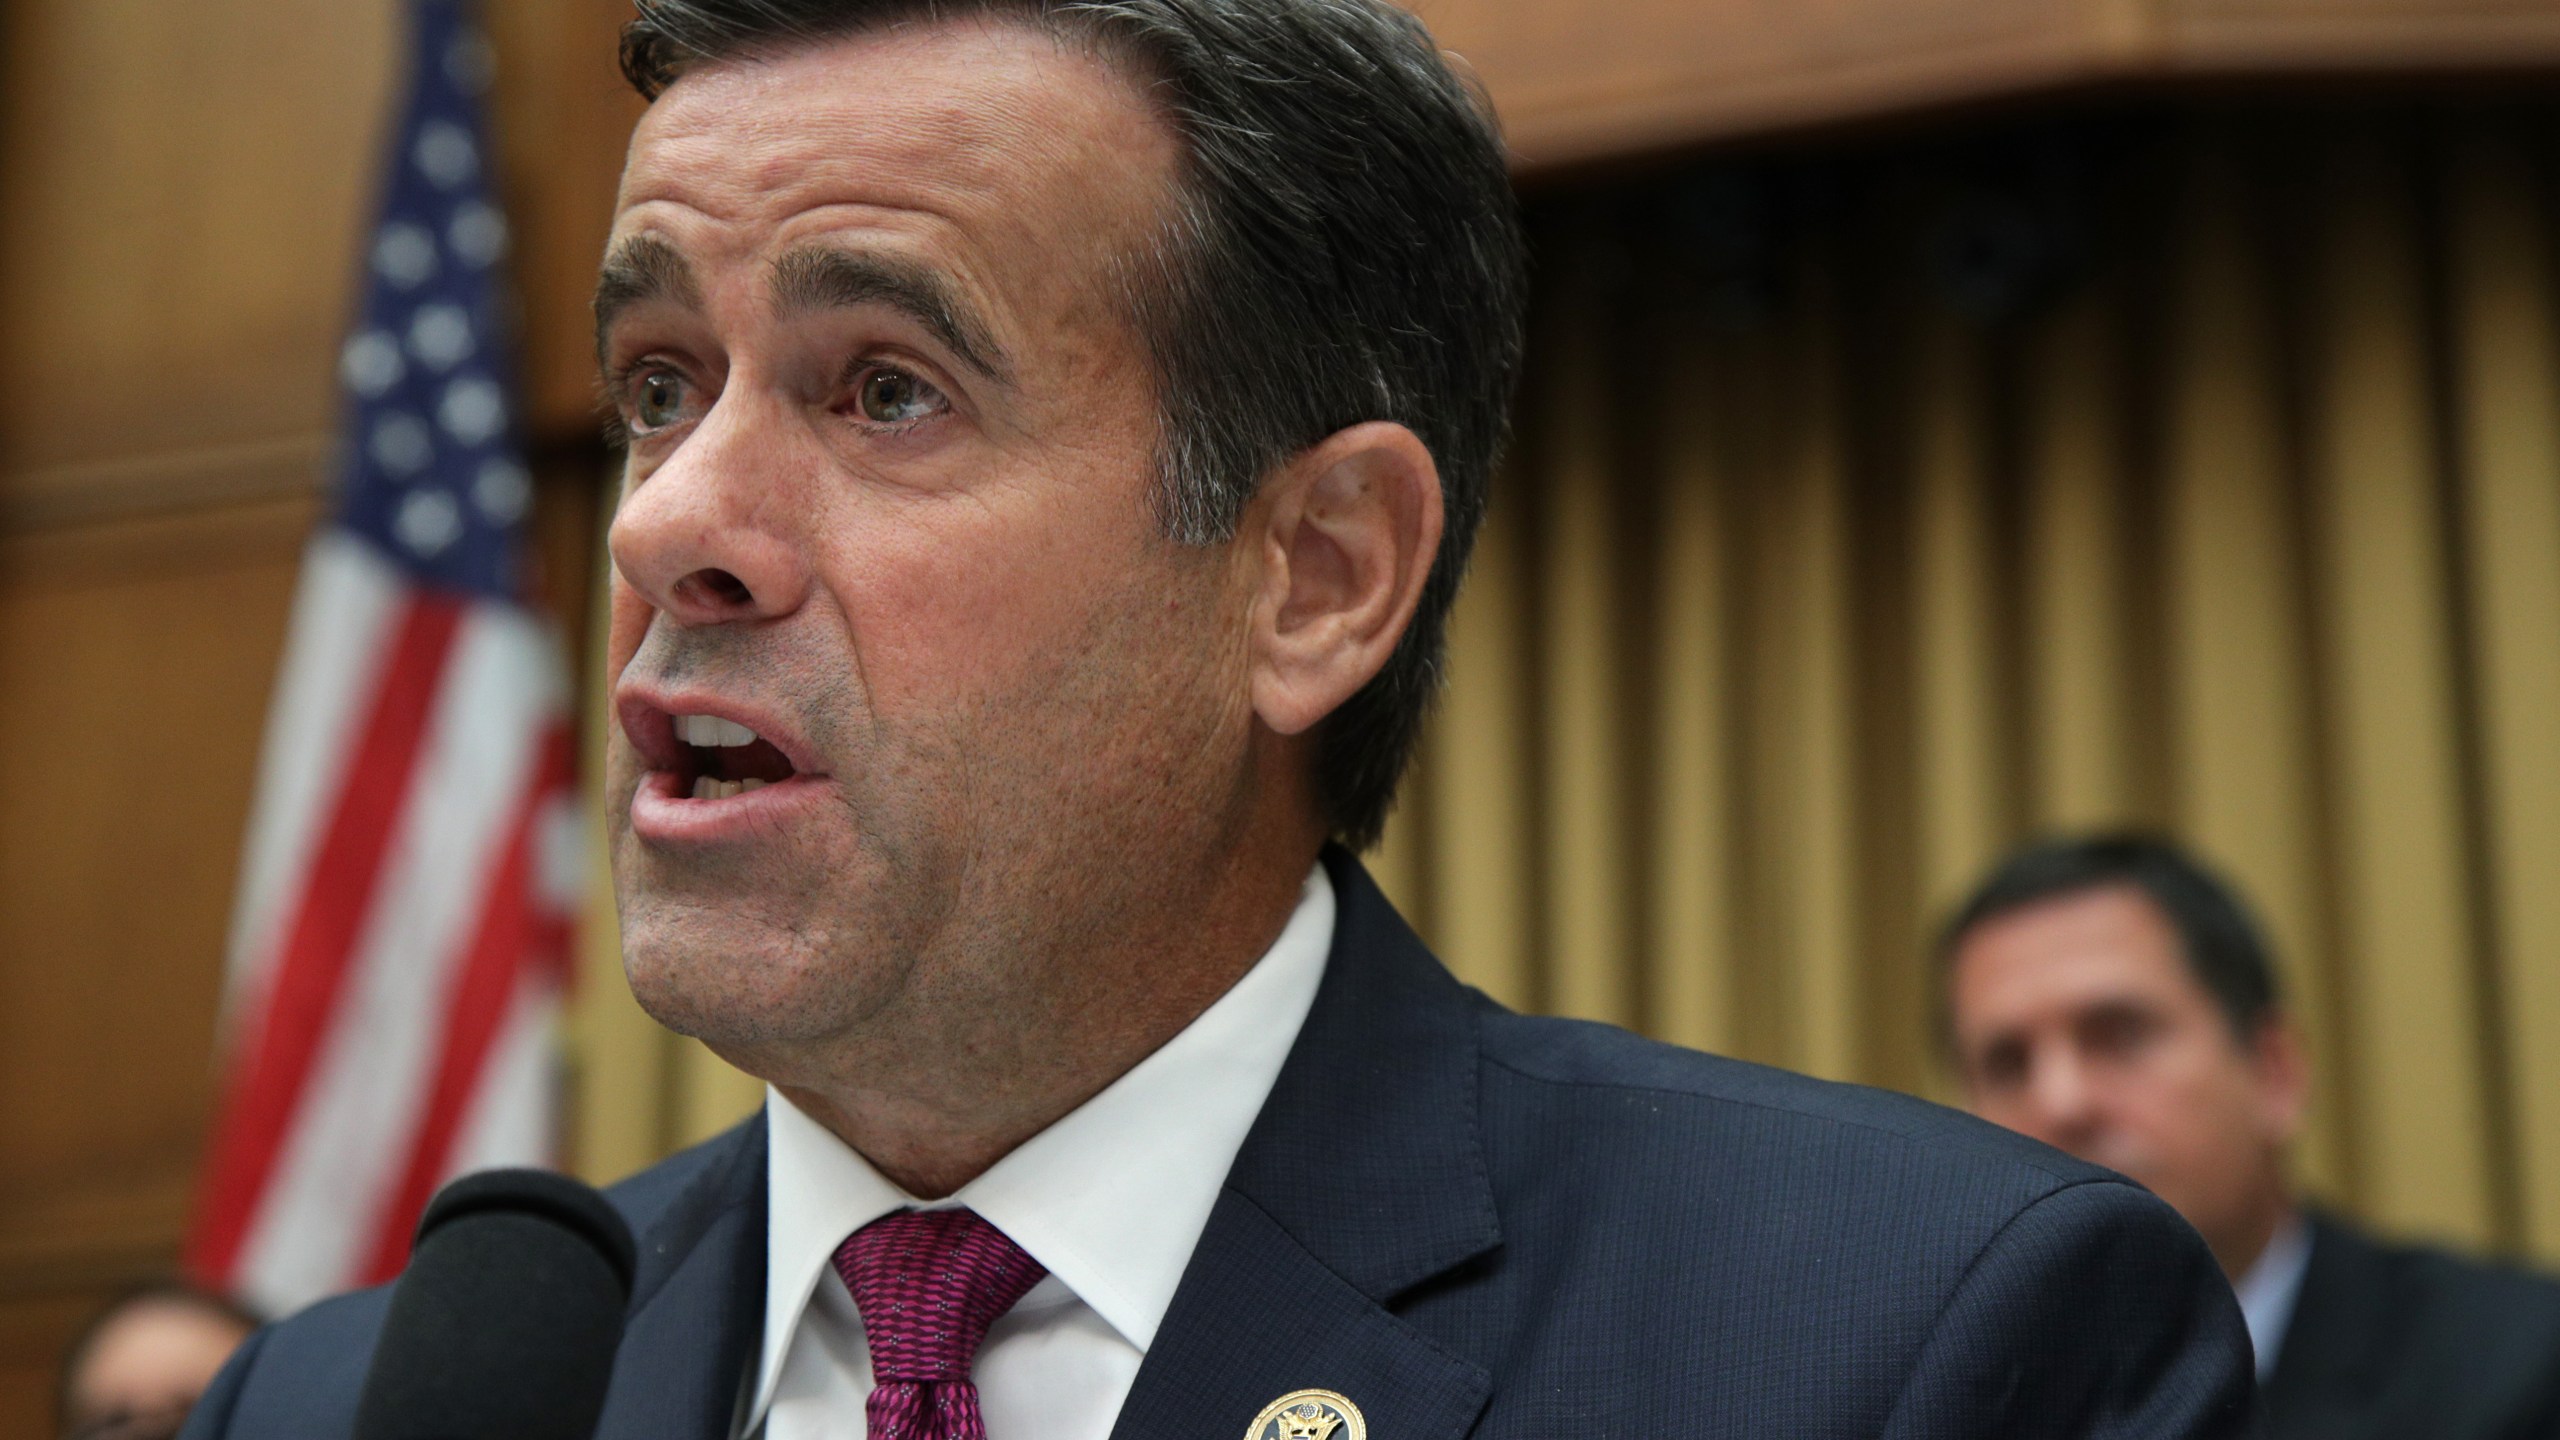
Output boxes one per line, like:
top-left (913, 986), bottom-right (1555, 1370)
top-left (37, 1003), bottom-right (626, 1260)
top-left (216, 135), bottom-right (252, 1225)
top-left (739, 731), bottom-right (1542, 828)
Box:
top-left (2266, 1210), bottom-right (2560, 1440)
top-left (183, 852), bottom-right (2254, 1438)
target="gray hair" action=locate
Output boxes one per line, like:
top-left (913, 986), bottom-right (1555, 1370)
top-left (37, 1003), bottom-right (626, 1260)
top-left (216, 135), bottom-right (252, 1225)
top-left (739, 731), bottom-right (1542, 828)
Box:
top-left (619, 0), bottom-right (1529, 849)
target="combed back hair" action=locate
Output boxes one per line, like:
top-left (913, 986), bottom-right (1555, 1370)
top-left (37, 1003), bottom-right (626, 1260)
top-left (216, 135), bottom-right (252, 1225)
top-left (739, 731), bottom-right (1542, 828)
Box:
top-left (1934, 833), bottom-right (2284, 1043)
top-left (618, 0), bottom-right (1531, 850)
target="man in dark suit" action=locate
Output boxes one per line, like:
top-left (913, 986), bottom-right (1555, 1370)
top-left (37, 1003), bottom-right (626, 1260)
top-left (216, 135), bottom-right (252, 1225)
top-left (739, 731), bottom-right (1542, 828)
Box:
top-left (186, 1), bottom-right (2253, 1434)
top-left (1939, 833), bottom-right (2560, 1439)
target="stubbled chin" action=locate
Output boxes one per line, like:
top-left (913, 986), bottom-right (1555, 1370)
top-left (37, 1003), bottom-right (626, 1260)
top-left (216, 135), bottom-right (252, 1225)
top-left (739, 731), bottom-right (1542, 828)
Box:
top-left (618, 908), bottom-right (894, 1054)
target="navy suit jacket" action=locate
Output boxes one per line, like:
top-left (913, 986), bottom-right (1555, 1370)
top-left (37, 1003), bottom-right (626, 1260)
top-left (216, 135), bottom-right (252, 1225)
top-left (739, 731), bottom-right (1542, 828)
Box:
top-left (185, 848), bottom-right (2255, 1438)
top-left (2266, 1210), bottom-right (2560, 1440)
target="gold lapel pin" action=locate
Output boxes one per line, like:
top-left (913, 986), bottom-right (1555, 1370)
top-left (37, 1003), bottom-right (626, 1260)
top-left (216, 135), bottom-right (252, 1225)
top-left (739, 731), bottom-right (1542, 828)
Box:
top-left (1246, 1389), bottom-right (1367, 1440)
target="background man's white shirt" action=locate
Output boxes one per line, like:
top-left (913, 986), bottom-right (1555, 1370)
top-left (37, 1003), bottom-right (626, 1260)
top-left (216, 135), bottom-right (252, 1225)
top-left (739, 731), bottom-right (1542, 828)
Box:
top-left (2234, 1212), bottom-right (2313, 1382)
top-left (746, 864), bottom-right (1335, 1440)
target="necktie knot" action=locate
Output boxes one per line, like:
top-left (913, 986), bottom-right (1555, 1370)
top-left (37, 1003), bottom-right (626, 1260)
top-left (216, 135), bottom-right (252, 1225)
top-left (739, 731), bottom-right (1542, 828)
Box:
top-left (834, 1208), bottom-right (1046, 1389)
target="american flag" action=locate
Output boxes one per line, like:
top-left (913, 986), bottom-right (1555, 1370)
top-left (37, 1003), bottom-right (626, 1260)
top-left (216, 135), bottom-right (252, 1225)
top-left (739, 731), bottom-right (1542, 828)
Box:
top-left (185, 0), bottom-right (580, 1317)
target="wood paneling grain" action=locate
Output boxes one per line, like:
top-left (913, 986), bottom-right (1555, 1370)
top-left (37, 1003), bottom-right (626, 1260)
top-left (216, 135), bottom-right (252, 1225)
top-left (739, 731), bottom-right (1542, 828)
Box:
top-left (0, 5), bottom-right (633, 1433)
top-left (1420, 0), bottom-right (2126, 170)
top-left (2165, 0), bottom-right (2560, 72)
top-left (481, 3), bottom-right (646, 440)
top-left (0, 498), bottom-right (311, 1438)
top-left (0, 499), bottom-right (311, 1213)
top-left (0, 2), bottom-right (398, 478)
top-left (1412, 0), bottom-right (2560, 170)
top-left (0, 0), bottom-right (633, 517)
top-left (0, 1292), bottom-right (110, 1438)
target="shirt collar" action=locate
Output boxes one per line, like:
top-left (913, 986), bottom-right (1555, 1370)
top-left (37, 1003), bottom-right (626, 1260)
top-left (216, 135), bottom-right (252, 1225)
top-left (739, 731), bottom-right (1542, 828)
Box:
top-left (754, 862), bottom-right (1335, 1416)
top-left (2233, 1210), bottom-right (2313, 1381)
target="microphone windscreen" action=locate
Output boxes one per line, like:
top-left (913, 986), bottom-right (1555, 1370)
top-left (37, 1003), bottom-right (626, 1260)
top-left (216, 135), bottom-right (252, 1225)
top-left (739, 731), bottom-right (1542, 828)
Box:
top-left (351, 1168), bottom-right (638, 1440)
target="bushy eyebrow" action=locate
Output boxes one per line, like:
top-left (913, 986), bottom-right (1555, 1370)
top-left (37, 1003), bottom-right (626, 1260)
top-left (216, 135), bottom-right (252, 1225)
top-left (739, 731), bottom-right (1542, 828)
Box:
top-left (769, 245), bottom-right (1013, 386)
top-left (592, 234), bottom-right (702, 368)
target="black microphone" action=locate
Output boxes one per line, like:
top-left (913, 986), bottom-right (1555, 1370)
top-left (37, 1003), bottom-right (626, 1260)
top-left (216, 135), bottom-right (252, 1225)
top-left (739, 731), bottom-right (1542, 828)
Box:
top-left (351, 1168), bottom-right (638, 1440)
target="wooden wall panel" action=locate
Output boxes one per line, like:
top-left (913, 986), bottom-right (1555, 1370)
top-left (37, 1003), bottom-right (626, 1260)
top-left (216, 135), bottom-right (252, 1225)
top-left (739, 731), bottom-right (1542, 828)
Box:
top-left (480, 4), bottom-right (648, 439)
top-left (0, 1), bottom-right (633, 1431)
top-left (0, 499), bottom-right (313, 1431)
top-left (1418, 0), bottom-right (2123, 170)
top-left (0, 3), bottom-right (396, 481)
top-left (1411, 0), bottom-right (2560, 171)
top-left (2165, 0), bottom-right (2560, 72)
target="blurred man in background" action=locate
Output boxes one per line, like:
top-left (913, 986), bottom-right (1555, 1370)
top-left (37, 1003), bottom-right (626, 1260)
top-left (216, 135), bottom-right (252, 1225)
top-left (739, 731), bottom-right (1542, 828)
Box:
top-left (1940, 833), bottom-right (2560, 1438)
top-left (57, 1283), bottom-right (258, 1440)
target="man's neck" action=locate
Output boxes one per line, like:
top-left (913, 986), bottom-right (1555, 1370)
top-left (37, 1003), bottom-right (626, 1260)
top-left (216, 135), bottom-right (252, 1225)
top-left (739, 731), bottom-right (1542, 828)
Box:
top-left (2213, 1192), bottom-right (2300, 1283)
top-left (758, 833), bottom-right (1324, 1198)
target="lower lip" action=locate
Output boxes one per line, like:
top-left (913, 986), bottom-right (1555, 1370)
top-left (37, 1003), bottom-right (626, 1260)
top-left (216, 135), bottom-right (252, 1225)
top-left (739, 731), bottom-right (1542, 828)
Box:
top-left (628, 769), bottom-right (830, 843)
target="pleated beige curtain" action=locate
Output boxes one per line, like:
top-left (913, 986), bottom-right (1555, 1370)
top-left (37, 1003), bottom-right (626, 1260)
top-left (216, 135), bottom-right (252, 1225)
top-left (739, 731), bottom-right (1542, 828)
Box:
top-left (1372, 104), bottom-right (2560, 1262)
top-left (570, 102), bottom-right (2560, 1264)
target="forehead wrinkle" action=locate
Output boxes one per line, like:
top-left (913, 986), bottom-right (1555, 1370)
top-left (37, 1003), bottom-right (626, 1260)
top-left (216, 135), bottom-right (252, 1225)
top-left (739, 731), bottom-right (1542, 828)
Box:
top-left (623, 23), bottom-right (1180, 251)
top-left (606, 22), bottom-right (1186, 436)
top-left (770, 244), bottom-right (1014, 386)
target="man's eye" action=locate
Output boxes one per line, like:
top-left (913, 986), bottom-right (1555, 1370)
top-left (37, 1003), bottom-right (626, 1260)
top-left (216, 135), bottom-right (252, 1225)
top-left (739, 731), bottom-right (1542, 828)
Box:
top-left (855, 366), bottom-right (946, 425)
top-left (2084, 1007), bottom-right (2162, 1059)
top-left (634, 370), bottom-right (688, 430)
top-left (1977, 1043), bottom-right (2028, 1091)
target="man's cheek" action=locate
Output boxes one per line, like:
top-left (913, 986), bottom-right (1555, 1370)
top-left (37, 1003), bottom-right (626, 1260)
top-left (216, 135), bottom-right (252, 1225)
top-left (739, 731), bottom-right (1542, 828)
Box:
top-left (600, 732), bottom-right (646, 811)
top-left (605, 578), bottom-right (655, 673)
top-left (848, 592), bottom-right (1069, 712)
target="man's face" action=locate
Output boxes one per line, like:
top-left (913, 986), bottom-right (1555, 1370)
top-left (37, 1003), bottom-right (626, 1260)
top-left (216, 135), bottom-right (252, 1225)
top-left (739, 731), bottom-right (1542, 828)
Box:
top-left (597, 23), bottom-right (1256, 1067)
top-left (64, 1299), bottom-right (253, 1440)
top-left (1947, 885), bottom-right (2303, 1265)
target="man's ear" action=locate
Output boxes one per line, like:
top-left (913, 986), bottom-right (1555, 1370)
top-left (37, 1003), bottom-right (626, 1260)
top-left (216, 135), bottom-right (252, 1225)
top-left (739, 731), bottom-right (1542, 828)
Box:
top-left (2247, 1013), bottom-right (2311, 1144)
top-left (1247, 421), bottom-right (1444, 737)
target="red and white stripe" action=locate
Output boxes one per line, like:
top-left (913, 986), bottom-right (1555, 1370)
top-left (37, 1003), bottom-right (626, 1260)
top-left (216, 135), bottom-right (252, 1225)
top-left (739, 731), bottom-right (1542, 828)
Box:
top-left (188, 533), bottom-right (579, 1317)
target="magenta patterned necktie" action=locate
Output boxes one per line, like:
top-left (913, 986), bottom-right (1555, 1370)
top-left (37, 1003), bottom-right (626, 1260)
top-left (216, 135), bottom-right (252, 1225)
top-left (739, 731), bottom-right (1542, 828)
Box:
top-left (834, 1208), bottom-right (1048, 1440)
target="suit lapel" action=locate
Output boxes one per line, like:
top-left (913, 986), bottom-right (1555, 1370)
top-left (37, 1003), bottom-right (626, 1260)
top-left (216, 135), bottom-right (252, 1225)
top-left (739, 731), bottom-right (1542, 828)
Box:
top-left (1110, 1191), bottom-right (1491, 1440)
top-left (1110, 847), bottom-right (1500, 1440)
top-left (2263, 1214), bottom-right (2391, 1440)
top-left (593, 1118), bottom-right (770, 1440)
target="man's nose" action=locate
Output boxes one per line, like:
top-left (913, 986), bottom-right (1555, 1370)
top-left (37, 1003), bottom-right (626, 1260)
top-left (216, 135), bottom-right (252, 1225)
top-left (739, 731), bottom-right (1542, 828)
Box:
top-left (2022, 1047), bottom-right (2105, 1150)
top-left (608, 395), bottom-right (813, 627)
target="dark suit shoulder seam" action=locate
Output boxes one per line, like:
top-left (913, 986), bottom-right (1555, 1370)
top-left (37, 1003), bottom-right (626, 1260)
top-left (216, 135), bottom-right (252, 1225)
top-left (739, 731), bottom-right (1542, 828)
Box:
top-left (1477, 1050), bottom-right (2086, 1185)
top-left (1882, 1176), bottom-right (2142, 1426)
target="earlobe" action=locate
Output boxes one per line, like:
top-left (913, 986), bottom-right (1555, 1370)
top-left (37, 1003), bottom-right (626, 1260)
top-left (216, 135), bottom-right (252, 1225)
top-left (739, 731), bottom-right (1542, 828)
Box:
top-left (1249, 422), bottom-right (1443, 737)
top-left (2251, 1017), bottom-right (2312, 1140)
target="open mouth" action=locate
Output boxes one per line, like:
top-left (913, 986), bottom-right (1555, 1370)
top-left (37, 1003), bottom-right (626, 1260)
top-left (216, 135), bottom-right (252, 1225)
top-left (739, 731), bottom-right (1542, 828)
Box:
top-left (670, 713), bottom-right (799, 799)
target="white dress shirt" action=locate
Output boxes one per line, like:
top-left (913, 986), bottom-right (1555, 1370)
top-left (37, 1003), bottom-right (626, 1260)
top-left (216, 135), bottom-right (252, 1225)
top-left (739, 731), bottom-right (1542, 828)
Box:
top-left (2233, 1212), bottom-right (2314, 1381)
top-left (745, 863), bottom-right (1335, 1440)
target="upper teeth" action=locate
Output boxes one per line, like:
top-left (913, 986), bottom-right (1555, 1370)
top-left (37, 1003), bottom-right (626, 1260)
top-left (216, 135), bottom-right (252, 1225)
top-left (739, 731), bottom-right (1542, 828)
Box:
top-left (676, 714), bottom-right (759, 747)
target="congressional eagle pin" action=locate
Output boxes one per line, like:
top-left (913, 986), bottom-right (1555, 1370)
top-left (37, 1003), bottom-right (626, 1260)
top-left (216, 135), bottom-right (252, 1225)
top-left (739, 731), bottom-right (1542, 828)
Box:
top-left (1246, 1389), bottom-right (1367, 1440)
